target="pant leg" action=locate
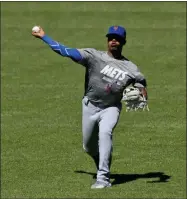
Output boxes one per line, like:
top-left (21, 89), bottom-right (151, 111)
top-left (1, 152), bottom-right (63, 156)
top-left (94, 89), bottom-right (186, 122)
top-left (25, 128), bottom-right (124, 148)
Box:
top-left (97, 105), bottom-right (121, 182)
top-left (82, 97), bottom-right (100, 157)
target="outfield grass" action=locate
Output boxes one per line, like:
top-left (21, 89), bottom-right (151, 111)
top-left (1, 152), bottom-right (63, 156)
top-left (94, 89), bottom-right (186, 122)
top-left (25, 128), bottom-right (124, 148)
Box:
top-left (1, 2), bottom-right (186, 198)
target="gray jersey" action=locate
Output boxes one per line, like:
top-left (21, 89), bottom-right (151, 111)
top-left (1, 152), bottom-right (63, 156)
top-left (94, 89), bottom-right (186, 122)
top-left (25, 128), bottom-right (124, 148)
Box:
top-left (78, 48), bottom-right (146, 106)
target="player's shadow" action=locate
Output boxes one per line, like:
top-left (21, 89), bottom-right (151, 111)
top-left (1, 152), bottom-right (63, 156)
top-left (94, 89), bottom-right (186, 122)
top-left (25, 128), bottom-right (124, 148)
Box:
top-left (74, 170), bottom-right (171, 185)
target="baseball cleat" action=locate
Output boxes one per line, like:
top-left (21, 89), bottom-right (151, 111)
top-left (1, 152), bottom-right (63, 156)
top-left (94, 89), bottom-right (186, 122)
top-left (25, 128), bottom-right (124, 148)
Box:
top-left (91, 181), bottom-right (112, 189)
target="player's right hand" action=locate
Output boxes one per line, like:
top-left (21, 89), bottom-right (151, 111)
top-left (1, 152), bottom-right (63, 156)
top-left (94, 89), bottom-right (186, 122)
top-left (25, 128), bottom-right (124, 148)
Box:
top-left (32, 26), bottom-right (45, 38)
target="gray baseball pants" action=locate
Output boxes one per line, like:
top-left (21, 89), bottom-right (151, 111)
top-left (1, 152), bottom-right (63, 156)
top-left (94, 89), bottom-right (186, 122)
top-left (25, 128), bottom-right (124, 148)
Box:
top-left (82, 96), bottom-right (122, 183)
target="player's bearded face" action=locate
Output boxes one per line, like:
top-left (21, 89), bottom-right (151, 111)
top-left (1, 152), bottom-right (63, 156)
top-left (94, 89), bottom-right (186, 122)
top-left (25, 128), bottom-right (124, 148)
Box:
top-left (107, 35), bottom-right (124, 52)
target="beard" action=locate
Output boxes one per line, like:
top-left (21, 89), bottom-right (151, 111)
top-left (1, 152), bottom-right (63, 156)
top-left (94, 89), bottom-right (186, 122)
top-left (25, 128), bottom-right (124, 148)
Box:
top-left (110, 46), bottom-right (118, 51)
top-left (110, 45), bottom-right (121, 52)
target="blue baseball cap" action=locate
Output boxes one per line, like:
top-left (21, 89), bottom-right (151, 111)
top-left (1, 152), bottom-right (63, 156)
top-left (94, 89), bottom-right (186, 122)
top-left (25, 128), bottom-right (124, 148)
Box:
top-left (106, 25), bottom-right (126, 39)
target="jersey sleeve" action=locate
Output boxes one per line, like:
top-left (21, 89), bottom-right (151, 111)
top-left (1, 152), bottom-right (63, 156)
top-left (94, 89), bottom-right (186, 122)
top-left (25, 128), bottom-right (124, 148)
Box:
top-left (133, 71), bottom-right (147, 88)
top-left (77, 48), bottom-right (96, 66)
top-left (128, 61), bottom-right (147, 88)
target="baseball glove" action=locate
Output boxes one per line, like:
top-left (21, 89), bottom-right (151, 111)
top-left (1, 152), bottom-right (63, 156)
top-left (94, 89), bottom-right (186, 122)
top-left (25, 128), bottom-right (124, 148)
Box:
top-left (122, 87), bottom-right (149, 112)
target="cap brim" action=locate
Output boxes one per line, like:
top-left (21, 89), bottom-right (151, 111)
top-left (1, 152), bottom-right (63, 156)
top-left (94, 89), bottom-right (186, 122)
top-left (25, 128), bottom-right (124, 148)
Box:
top-left (106, 33), bottom-right (125, 39)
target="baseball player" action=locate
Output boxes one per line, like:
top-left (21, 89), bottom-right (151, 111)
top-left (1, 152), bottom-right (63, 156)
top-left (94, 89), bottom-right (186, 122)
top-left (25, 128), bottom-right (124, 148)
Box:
top-left (32, 25), bottom-right (148, 189)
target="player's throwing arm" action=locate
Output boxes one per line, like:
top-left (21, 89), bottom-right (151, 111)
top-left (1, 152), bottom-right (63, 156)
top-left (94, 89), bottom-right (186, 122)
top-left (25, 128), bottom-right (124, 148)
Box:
top-left (31, 26), bottom-right (82, 61)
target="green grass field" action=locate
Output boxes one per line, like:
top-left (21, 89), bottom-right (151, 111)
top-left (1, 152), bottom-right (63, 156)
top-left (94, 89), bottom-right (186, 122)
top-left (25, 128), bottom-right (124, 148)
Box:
top-left (1, 2), bottom-right (186, 198)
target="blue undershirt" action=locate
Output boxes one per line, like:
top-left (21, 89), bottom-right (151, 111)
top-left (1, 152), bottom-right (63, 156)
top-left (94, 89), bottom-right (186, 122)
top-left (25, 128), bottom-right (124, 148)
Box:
top-left (41, 35), bottom-right (82, 62)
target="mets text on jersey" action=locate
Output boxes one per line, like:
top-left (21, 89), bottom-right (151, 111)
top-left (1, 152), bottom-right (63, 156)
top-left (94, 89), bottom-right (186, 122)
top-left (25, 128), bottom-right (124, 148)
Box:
top-left (100, 65), bottom-right (128, 81)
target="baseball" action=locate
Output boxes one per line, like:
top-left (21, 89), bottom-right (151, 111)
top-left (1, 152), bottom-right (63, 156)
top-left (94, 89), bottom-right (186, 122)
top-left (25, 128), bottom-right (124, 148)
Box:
top-left (32, 26), bottom-right (40, 33)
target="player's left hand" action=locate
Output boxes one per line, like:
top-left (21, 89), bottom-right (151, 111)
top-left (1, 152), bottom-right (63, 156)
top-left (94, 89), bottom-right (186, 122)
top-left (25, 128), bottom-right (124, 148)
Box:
top-left (122, 86), bottom-right (149, 112)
